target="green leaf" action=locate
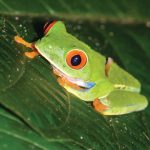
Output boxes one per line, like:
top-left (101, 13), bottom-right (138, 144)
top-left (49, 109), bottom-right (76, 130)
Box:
top-left (0, 105), bottom-right (86, 150)
top-left (1, 0), bottom-right (150, 22)
top-left (0, 1), bottom-right (150, 149)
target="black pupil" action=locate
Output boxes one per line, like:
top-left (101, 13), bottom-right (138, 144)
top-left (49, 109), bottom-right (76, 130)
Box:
top-left (71, 55), bottom-right (81, 66)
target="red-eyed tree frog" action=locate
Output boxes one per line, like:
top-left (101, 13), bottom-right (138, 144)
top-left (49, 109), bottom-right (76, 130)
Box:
top-left (14, 21), bottom-right (148, 115)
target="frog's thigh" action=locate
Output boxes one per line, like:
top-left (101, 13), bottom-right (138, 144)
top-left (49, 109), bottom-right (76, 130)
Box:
top-left (102, 91), bottom-right (148, 115)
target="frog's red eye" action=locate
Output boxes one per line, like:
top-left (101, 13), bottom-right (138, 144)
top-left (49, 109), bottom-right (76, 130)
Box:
top-left (43, 20), bottom-right (57, 35)
top-left (66, 50), bottom-right (87, 69)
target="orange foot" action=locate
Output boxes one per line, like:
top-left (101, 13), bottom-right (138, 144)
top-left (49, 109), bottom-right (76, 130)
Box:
top-left (93, 98), bottom-right (109, 113)
top-left (14, 35), bottom-right (39, 59)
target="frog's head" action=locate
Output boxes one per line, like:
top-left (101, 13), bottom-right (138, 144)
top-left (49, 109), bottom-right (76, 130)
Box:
top-left (35, 21), bottom-right (107, 90)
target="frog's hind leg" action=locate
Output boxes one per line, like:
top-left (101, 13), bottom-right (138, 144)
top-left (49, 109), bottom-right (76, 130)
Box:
top-left (14, 35), bottom-right (39, 59)
top-left (101, 91), bottom-right (148, 115)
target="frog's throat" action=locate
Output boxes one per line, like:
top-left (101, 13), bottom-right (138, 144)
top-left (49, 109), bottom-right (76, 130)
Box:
top-left (52, 66), bottom-right (95, 90)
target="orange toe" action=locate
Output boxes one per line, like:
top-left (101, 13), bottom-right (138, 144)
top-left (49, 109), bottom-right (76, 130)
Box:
top-left (25, 51), bottom-right (39, 59)
top-left (93, 99), bottom-right (109, 112)
top-left (14, 35), bottom-right (32, 48)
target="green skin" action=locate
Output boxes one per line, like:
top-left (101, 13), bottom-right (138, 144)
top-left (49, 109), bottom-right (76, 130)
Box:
top-left (35, 21), bottom-right (148, 115)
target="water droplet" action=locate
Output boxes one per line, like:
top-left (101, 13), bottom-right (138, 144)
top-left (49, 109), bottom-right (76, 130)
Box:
top-left (15, 16), bottom-right (19, 21)
top-left (95, 42), bottom-right (100, 47)
top-left (9, 79), bottom-right (12, 83)
top-left (124, 126), bottom-right (127, 130)
top-left (146, 21), bottom-right (150, 28)
top-left (20, 61), bottom-right (25, 65)
top-left (115, 120), bottom-right (119, 123)
top-left (109, 118), bottom-right (112, 122)
top-left (27, 117), bottom-right (31, 121)
top-left (2, 29), bottom-right (6, 33)
top-left (109, 32), bottom-right (114, 37)
top-left (17, 50), bottom-right (21, 54)
top-left (5, 38), bottom-right (9, 42)
top-left (8, 74), bottom-right (11, 78)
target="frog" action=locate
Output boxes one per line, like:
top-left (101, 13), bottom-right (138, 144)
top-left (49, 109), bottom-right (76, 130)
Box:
top-left (14, 20), bottom-right (148, 115)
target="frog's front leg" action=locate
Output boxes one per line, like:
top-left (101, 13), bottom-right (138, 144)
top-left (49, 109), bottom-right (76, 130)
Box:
top-left (14, 35), bottom-right (39, 59)
top-left (57, 77), bottom-right (83, 91)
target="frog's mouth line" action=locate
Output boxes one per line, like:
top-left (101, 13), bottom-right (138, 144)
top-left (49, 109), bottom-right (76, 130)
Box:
top-left (52, 66), bottom-right (95, 90)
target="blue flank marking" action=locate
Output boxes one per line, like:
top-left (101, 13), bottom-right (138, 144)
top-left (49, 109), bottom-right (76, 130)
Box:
top-left (85, 82), bottom-right (96, 88)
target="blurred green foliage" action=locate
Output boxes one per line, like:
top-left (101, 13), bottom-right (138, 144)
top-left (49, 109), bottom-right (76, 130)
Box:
top-left (0, 1), bottom-right (150, 149)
